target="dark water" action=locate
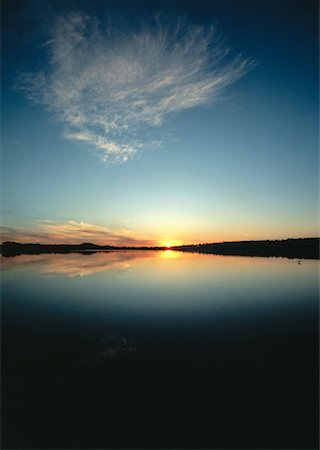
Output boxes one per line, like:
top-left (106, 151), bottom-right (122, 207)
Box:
top-left (1, 251), bottom-right (319, 449)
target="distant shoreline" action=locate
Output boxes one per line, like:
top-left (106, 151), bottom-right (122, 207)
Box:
top-left (172, 238), bottom-right (319, 260)
top-left (1, 238), bottom-right (319, 259)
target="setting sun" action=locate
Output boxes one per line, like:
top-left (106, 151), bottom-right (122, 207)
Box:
top-left (159, 239), bottom-right (182, 248)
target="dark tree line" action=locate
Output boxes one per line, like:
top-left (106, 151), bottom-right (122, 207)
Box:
top-left (171, 238), bottom-right (319, 259)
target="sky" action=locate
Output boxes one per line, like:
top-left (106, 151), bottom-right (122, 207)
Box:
top-left (1, 0), bottom-right (319, 246)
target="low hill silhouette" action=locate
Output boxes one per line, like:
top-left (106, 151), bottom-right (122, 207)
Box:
top-left (0, 241), bottom-right (163, 257)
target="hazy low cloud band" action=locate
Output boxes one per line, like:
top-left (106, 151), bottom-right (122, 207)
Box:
top-left (1, 221), bottom-right (153, 246)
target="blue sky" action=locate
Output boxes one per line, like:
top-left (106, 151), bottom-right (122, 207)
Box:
top-left (1, 0), bottom-right (318, 245)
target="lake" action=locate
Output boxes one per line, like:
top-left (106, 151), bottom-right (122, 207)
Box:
top-left (1, 250), bottom-right (319, 449)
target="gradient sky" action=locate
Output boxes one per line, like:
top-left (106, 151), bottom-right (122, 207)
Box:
top-left (1, 0), bottom-right (319, 246)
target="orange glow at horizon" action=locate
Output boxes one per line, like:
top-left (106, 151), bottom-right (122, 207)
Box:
top-left (159, 238), bottom-right (183, 248)
top-left (2, 219), bottom-right (315, 248)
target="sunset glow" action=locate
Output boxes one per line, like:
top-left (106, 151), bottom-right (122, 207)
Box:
top-left (1, 1), bottom-right (318, 246)
top-left (1, 3), bottom-right (318, 449)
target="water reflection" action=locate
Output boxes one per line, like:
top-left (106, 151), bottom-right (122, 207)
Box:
top-left (1, 251), bottom-right (318, 320)
top-left (1, 251), bottom-right (318, 449)
top-left (75, 334), bottom-right (137, 368)
top-left (1, 250), bottom-right (156, 277)
top-left (160, 249), bottom-right (181, 259)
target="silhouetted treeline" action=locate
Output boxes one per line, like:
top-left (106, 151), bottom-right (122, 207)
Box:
top-left (172, 238), bottom-right (320, 259)
top-left (0, 242), bottom-right (165, 257)
top-left (1, 238), bottom-right (319, 259)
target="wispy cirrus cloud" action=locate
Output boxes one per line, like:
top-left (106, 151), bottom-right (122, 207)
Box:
top-left (18, 13), bottom-right (254, 163)
top-left (1, 220), bottom-right (153, 246)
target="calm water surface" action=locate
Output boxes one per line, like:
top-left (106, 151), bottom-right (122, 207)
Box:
top-left (1, 251), bottom-right (319, 448)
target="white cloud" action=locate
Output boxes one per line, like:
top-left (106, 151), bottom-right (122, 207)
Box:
top-left (18, 13), bottom-right (254, 163)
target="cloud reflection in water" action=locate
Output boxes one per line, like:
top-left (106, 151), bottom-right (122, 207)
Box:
top-left (1, 250), bottom-right (156, 277)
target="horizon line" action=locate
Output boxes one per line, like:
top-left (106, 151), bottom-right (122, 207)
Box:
top-left (1, 237), bottom-right (319, 248)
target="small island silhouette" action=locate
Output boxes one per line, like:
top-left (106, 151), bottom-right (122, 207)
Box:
top-left (1, 238), bottom-right (319, 259)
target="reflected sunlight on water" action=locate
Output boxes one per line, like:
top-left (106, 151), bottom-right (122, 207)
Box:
top-left (1, 250), bottom-right (318, 320)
